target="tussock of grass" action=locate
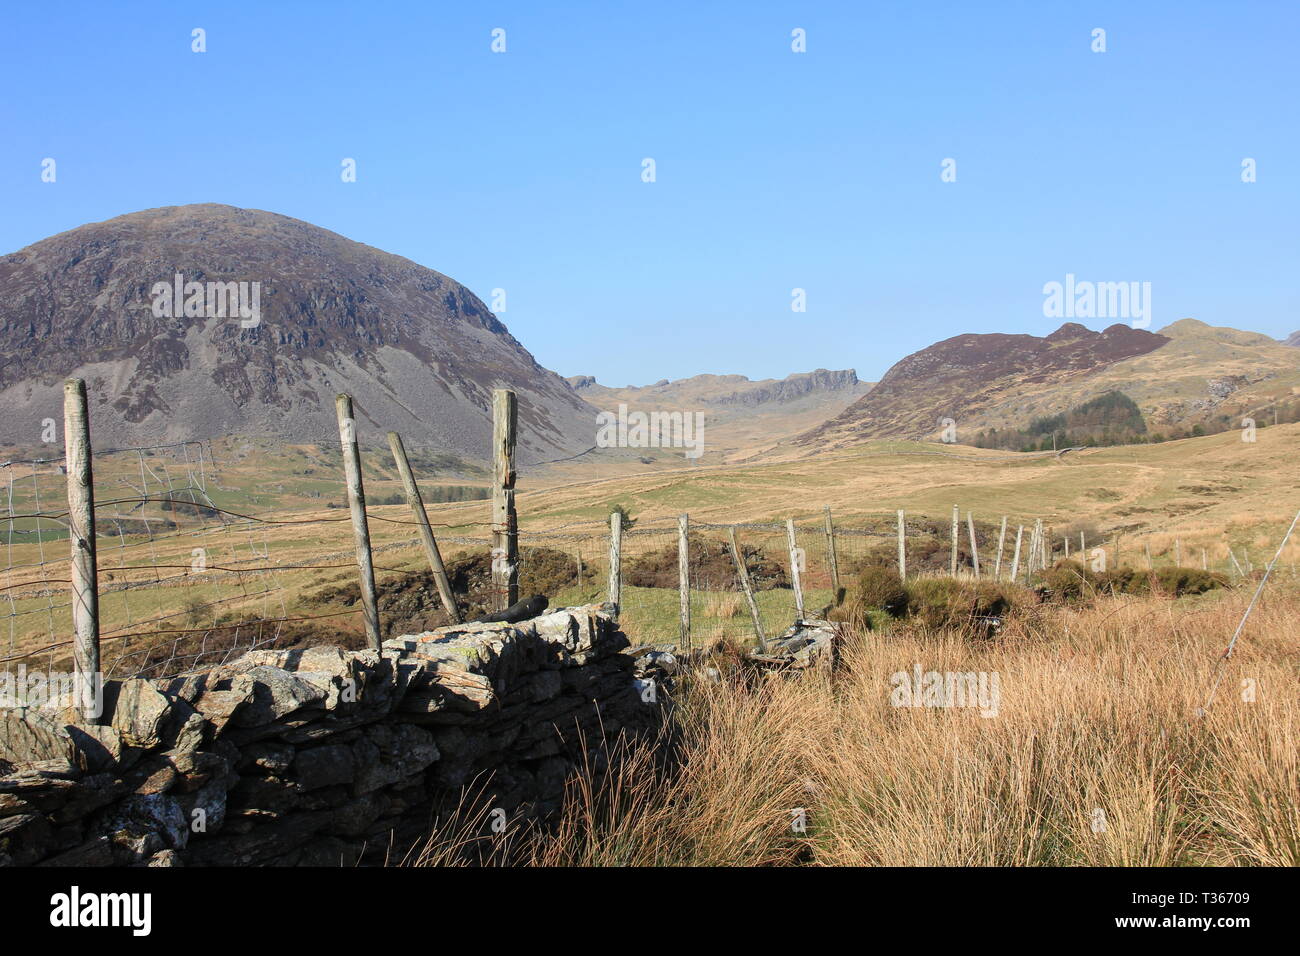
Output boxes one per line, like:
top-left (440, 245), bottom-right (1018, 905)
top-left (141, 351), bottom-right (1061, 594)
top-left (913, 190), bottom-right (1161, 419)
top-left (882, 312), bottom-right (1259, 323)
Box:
top-left (412, 586), bottom-right (1298, 866)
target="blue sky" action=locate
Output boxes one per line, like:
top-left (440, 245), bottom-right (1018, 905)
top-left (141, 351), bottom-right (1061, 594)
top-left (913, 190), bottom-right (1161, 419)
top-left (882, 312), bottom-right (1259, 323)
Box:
top-left (2, 0), bottom-right (1297, 385)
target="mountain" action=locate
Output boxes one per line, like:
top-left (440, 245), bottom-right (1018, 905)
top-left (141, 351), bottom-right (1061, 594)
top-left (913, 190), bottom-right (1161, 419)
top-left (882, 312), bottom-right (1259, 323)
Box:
top-left (567, 369), bottom-right (871, 460)
top-left (1282, 330), bottom-right (1300, 347)
top-left (0, 204), bottom-right (596, 462)
top-left (795, 319), bottom-right (1300, 450)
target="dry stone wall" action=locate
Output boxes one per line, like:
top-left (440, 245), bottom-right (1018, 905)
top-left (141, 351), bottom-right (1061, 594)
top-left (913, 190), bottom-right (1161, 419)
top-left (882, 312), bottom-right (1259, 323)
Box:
top-left (0, 604), bottom-right (662, 867)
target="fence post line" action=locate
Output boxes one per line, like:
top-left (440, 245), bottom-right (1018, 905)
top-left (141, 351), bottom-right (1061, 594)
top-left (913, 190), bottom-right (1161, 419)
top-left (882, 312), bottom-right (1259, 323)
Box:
top-left (335, 394), bottom-right (381, 651)
top-left (950, 504), bottom-right (959, 576)
top-left (728, 526), bottom-right (766, 650)
top-left (63, 378), bottom-right (101, 722)
top-left (491, 389), bottom-right (519, 611)
top-left (897, 509), bottom-right (907, 581)
top-left (994, 516), bottom-right (1007, 580)
top-left (677, 513), bottom-right (690, 649)
top-left (1011, 524), bottom-right (1024, 582)
top-left (786, 518), bottom-right (806, 620)
top-left (387, 431), bottom-right (461, 624)
top-left (607, 509), bottom-right (622, 610)
top-left (967, 512), bottom-right (980, 579)
top-left (823, 506), bottom-right (841, 599)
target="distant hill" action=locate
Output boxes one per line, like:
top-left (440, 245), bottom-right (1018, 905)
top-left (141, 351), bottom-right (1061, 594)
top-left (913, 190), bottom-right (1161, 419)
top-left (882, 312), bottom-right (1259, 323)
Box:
top-left (794, 318), bottom-right (1300, 452)
top-left (0, 204), bottom-right (597, 461)
top-left (567, 369), bottom-right (871, 460)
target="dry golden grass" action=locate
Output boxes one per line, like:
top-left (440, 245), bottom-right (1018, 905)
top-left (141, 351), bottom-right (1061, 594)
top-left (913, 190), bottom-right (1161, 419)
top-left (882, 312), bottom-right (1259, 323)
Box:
top-left (414, 585), bottom-right (1297, 867)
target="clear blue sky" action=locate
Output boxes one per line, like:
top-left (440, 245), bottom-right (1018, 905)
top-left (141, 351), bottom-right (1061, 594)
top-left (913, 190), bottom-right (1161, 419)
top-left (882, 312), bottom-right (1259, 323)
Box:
top-left (2, 1), bottom-right (1297, 385)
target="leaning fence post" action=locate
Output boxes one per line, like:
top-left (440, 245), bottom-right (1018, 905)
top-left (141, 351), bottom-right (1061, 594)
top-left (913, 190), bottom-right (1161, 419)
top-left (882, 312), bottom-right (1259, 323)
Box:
top-left (336, 394), bottom-right (381, 650)
top-left (897, 509), bottom-right (907, 581)
top-left (728, 525), bottom-right (766, 650)
top-left (64, 379), bottom-right (101, 722)
top-left (994, 516), bottom-right (1007, 580)
top-left (491, 389), bottom-right (519, 611)
top-left (786, 518), bottom-right (806, 620)
top-left (1011, 524), bottom-right (1024, 582)
top-left (677, 513), bottom-right (691, 649)
top-left (950, 504), bottom-right (959, 577)
top-left (387, 431), bottom-right (460, 624)
top-left (608, 509), bottom-right (622, 610)
top-left (967, 512), bottom-right (980, 579)
top-left (823, 506), bottom-right (841, 598)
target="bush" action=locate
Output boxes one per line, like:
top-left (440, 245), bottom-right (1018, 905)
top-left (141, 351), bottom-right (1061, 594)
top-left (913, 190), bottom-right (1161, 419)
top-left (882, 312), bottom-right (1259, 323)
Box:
top-left (1150, 566), bottom-right (1227, 597)
top-left (857, 564), bottom-right (909, 617)
top-left (904, 578), bottom-right (1016, 633)
top-left (1040, 560), bottom-right (1100, 601)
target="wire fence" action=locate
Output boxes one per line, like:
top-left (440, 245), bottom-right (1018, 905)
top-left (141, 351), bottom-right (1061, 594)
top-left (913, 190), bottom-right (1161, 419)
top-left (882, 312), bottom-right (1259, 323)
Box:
top-left (3, 409), bottom-right (1286, 691)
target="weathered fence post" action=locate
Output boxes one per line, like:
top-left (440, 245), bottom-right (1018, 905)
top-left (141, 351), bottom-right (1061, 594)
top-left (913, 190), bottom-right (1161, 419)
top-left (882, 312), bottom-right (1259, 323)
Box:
top-left (994, 516), bottom-right (1007, 580)
top-left (950, 504), bottom-right (959, 576)
top-left (823, 506), bottom-right (841, 598)
top-left (1175, 538), bottom-right (1182, 567)
top-left (575, 550), bottom-right (583, 589)
top-left (728, 525), bottom-right (766, 649)
top-left (897, 509), bottom-right (907, 581)
top-left (678, 513), bottom-right (690, 649)
top-left (388, 431), bottom-right (460, 624)
top-left (335, 394), bottom-right (381, 650)
top-left (1202, 548), bottom-right (1207, 570)
top-left (1063, 535), bottom-right (1070, 558)
top-left (491, 389), bottom-right (519, 611)
top-left (967, 512), bottom-right (980, 579)
top-left (64, 379), bottom-right (101, 722)
top-left (1011, 525), bottom-right (1024, 582)
top-left (1079, 530), bottom-right (1085, 553)
top-left (607, 509), bottom-right (622, 610)
top-left (786, 518), bottom-right (806, 620)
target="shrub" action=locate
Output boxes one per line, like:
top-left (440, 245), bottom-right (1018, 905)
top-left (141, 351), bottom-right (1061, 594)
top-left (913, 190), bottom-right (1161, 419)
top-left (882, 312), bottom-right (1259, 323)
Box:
top-left (904, 578), bottom-right (1015, 633)
top-left (857, 564), bottom-right (909, 617)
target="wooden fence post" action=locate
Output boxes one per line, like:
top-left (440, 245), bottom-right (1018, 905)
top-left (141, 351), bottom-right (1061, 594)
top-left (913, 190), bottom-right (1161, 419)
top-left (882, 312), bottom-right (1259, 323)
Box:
top-left (897, 509), bottom-right (907, 581)
top-left (1175, 538), bottom-right (1182, 567)
top-left (64, 379), bottom-right (101, 722)
top-left (1063, 535), bottom-right (1069, 558)
top-left (1011, 525), bottom-right (1024, 582)
top-left (728, 526), bottom-right (766, 649)
top-left (388, 431), bottom-right (460, 624)
top-left (950, 504), bottom-right (959, 576)
top-left (608, 510), bottom-right (622, 609)
top-left (967, 512), bottom-right (980, 579)
top-left (823, 506), bottom-right (841, 599)
top-left (336, 394), bottom-right (381, 650)
top-left (491, 389), bottom-right (519, 611)
top-left (994, 516), bottom-right (1007, 580)
top-left (786, 518), bottom-right (805, 620)
top-left (678, 513), bottom-right (690, 649)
